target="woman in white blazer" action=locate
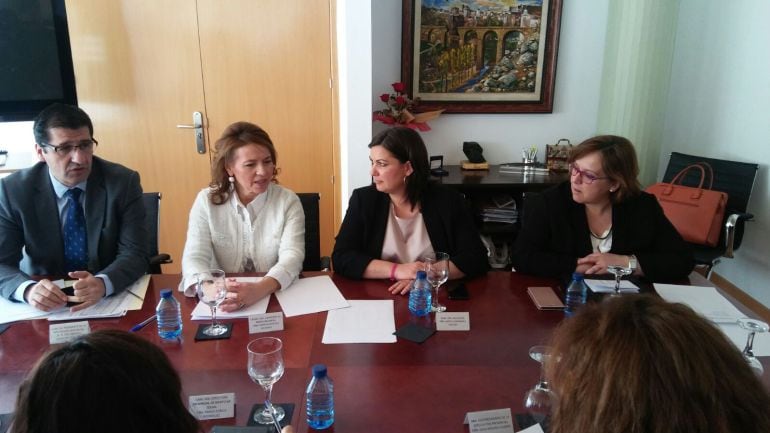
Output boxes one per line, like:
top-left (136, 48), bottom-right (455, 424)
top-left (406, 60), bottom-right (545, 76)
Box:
top-left (179, 122), bottom-right (304, 312)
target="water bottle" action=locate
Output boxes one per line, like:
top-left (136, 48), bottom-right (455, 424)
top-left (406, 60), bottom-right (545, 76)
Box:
top-left (564, 273), bottom-right (588, 317)
top-left (306, 364), bottom-right (334, 430)
top-left (156, 288), bottom-right (182, 339)
top-left (408, 270), bottom-right (432, 317)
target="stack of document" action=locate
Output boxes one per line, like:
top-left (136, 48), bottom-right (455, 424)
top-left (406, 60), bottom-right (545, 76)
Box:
top-left (585, 279), bottom-right (640, 294)
top-left (481, 194), bottom-right (518, 224)
top-left (655, 284), bottom-right (770, 356)
top-left (0, 275), bottom-right (150, 324)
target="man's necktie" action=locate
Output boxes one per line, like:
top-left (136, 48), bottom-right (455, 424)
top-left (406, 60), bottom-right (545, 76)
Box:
top-left (63, 188), bottom-right (88, 272)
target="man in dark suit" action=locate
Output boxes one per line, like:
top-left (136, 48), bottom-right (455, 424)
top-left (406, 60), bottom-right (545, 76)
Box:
top-left (0, 104), bottom-right (148, 312)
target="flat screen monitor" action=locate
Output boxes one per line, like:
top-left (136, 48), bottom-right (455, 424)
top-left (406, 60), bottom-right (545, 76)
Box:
top-left (0, 0), bottom-right (78, 122)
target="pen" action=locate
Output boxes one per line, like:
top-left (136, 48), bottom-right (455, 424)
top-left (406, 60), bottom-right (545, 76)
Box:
top-left (130, 315), bottom-right (157, 332)
top-left (125, 290), bottom-right (144, 302)
top-left (264, 400), bottom-right (283, 433)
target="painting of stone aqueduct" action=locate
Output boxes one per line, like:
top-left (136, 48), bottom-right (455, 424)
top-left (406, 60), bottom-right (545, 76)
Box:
top-left (403, 0), bottom-right (562, 113)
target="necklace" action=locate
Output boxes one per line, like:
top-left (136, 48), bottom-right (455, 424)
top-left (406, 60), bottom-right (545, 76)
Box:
top-left (590, 226), bottom-right (613, 240)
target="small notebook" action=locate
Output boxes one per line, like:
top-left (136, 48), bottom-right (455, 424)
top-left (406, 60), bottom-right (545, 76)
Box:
top-left (527, 286), bottom-right (565, 310)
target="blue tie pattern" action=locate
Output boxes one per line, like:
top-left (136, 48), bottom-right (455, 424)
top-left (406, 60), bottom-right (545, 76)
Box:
top-left (64, 188), bottom-right (88, 272)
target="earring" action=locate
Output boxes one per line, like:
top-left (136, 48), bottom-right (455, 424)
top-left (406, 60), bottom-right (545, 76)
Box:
top-left (609, 188), bottom-right (615, 192)
top-left (228, 176), bottom-right (235, 184)
top-left (403, 176), bottom-right (407, 184)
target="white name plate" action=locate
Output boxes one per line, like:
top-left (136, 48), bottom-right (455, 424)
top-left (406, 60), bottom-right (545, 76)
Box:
top-left (189, 392), bottom-right (235, 420)
top-left (436, 312), bottom-right (470, 331)
top-left (248, 312), bottom-right (284, 333)
top-left (463, 408), bottom-right (514, 433)
top-left (49, 321), bottom-right (90, 344)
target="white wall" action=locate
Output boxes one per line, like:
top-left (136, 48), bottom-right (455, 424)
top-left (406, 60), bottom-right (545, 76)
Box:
top-left (661, 0), bottom-right (770, 306)
top-left (366, 0), bottom-right (609, 179)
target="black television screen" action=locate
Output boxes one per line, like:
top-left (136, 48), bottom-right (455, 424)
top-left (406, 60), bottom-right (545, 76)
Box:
top-left (0, 0), bottom-right (78, 122)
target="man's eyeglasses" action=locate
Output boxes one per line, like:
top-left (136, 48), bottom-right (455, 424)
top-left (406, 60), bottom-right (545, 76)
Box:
top-left (569, 163), bottom-right (609, 184)
top-left (39, 139), bottom-right (98, 155)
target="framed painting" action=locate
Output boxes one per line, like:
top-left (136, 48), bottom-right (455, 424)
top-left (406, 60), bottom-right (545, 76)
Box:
top-left (401, 0), bottom-right (563, 113)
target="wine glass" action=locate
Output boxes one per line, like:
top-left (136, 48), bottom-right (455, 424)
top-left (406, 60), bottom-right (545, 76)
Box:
top-left (606, 265), bottom-right (633, 296)
top-left (423, 251), bottom-right (449, 313)
top-left (194, 269), bottom-right (228, 336)
top-left (247, 337), bottom-right (285, 424)
top-left (524, 345), bottom-right (556, 424)
top-left (737, 317), bottom-right (768, 375)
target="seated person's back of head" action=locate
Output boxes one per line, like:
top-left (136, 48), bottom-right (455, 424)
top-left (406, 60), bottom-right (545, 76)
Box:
top-left (545, 294), bottom-right (770, 433)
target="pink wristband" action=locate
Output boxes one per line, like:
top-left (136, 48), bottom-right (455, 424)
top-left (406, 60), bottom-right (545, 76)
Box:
top-left (389, 263), bottom-right (398, 281)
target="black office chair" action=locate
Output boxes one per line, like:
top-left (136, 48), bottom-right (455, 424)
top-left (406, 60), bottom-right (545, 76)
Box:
top-left (661, 152), bottom-right (759, 277)
top-left (297, 192), bottom-right (330, 271)
top-left (143, 192), bottom-right (173, 274)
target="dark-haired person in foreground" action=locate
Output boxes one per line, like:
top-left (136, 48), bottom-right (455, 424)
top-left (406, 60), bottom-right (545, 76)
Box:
top-left (11, 330), bottom-right (295, 433)
top-left (0, 103), bottom-right (148, 312)
top-left (546, 294), bottom-right (770, 433)
top-left (332, 127), bottom-right (489, 294)
top-left (512, 135), bottom-right (693, 281)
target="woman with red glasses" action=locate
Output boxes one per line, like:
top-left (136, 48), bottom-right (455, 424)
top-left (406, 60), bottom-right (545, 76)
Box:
top-left (512, 135), bottom-right (693, 280)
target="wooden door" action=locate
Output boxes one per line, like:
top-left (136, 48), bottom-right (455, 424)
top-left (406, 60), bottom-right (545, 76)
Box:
top-left (66, 0), bottom-right (211, 273)
top-left (196, 0), bottom-right (337, 258)
top-left (66, 0), bottom-right (337, 273)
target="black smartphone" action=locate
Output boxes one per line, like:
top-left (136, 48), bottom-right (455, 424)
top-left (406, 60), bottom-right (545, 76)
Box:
top-left (447, 283), bottom-right (470, 300)
top-left (61, 283), bottom-right (84, 306)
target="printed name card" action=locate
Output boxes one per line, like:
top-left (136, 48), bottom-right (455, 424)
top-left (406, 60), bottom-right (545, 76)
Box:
top-left (436, 312), bottom-right (470, 331)
top-left (248, 312), bottom-right (284, 333)
top-left (463, 408), bottom-right (515, 433)
top-left (49, 321), bottom-right (90, 344)
top-left (189, 393), bottom-right (235, 420)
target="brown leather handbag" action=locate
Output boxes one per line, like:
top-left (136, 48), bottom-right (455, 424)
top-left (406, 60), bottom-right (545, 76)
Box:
top-left (645, 163), bottom-right (728, 246)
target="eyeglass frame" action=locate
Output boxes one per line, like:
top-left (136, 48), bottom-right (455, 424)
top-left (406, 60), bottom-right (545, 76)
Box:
top-left (569, 163), bottom-right (610, 184)
top-left (38, 138), bottom-right (99, 155)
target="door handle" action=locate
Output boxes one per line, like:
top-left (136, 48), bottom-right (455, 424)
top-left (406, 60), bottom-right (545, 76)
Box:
top-left (176, 111), bottom-right (205, 154)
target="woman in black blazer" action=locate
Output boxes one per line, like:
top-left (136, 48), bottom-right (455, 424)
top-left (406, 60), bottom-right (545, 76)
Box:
top-left (512, 135), bottom-right (694, 281)
top-left (332, 127), bottom-right (489, 294)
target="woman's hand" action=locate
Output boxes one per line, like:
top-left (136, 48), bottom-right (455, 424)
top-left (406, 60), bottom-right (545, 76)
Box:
top-left (387, 261), bottom-right (425, 295)
top-left (577, 253), bottom-right (631, 275)
top-left (219, 277), bottom-right (279, 312)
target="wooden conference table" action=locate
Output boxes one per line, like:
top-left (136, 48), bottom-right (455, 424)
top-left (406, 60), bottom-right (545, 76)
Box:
top-left (0, 272), bottom-right (767, 432)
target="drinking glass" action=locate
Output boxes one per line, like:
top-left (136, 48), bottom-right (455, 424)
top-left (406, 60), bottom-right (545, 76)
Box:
top-left (524, 345), bottom-right (556, 424)
top-left (423, 251), bottom-right (449, 313)
top-left (194, 269), bottom-right (228, 336)
top-left (606, 265), bottom-right (633, 296)
top-left (247, 337), bottom-right (285, 424)
top-left (737, 317), bottom-right (769, 375)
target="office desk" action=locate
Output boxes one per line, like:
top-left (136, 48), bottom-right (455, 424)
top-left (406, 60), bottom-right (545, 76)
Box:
top-left (0, 272), bottom-right (767, 432)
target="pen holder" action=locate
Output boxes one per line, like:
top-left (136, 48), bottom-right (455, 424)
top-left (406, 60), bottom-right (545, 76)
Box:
top-left (522, 157), bottom-right (537, 171)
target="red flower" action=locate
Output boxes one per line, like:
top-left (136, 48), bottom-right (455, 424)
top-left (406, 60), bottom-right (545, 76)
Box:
top-left (391, 82), bottom-right (406, 93)
top-left (395, 96), bottom-right (406, 106)
top-left (379, 93), bottom-right (390, 102)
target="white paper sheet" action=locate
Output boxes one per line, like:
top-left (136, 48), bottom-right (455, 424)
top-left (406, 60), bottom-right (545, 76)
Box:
top-left (275, 275), bottom-right (349, 317)
top-left (654, 284), bottom-right (745, 323)
top-left (585, 279), bottom-right (639, 293)
top-left (191, 277), bottom-right (270, 319)
top-left (0, 297), bottom-right (50, 324)
top-left (322, 300), bottom-right (396, 344)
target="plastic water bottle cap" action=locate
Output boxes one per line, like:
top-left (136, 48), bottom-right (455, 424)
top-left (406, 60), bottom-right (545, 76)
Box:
top-left (571, 272), bottom-right (584, 281)
top-left (160, 289), bottom-right (173, 298)
top-left (312, 364), bottom-right (327, 378)
top-left (416, 270), bottom-right (427, 279)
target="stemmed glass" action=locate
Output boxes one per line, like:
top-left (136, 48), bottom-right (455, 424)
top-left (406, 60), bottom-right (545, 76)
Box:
top-left (423, 251), bottom-right (449, 313)
top-left (194, 269), bottom-right (228, 336)
top-left (247, 337), bottom-right (285, 425)
top-left (606, 265), bottom-right (633, 297)
top-left (737, 317), bottom-right (769, 375)
top-left (524, 345), bottom-right (556, 424)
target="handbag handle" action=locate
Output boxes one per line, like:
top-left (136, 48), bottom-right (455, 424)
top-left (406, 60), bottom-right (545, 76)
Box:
top-left (555, 138), bottom-right (571, 146)
top-left (664, 163), bottom-right (715, 200)
top-left (670, 162), bottom-right (715, 189)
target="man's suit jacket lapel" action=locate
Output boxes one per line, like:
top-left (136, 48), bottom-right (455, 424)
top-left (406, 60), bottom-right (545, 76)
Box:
top-left (86, 160), bottom-right (106, 272)
top-left (34, 167), bottom-right (66, 272)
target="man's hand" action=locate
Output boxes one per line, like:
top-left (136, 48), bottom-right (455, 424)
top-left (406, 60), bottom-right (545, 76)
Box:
top-left (24, 279), bottom-right (67, 311)
top-left (68, 271), bottom-right (107, 312)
